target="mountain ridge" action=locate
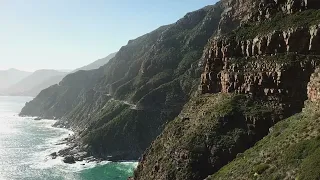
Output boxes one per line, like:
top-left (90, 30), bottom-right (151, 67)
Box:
top-left (0, 69), bottom-right (32, 91)
top-left (2, 69), bottom-right (68, 97)
top-left (72, 52), bottom-right (117, 73)
top-left (1, 52), bottom-right (117, 97)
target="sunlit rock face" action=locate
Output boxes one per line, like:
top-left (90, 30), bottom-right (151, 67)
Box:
top-left (308, 68), bottom-right (320, 102)
top-left (201, 24), bottom-right (320, 95)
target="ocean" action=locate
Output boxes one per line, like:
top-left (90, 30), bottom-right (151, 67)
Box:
top-left (0, 96), bottom-right (137, 180)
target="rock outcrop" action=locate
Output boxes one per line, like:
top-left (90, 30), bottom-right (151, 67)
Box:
top-left (249, 0), bottom-right (320, 22)
top-left (307, 67), bottom-right (320, 101)
top-left (201, 24), bottom-right (320, 97)
top-left (63, 155), bottom-right (76, 164)
top-left (208, 70), bottom-right (320, 180)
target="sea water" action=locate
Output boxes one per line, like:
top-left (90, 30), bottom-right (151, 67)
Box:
top-left (0, 96), bottom-right (137, 180)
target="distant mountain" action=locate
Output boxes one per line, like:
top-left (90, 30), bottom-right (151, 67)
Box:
top-left (72, 52), bottom-right (117, 72)
top-left (57, 69), bottom-right (73, 73)
top-left (17, 74), bottom-right (66, 97)
top-left (2, 70), bottom-right (68, 96)
top-left (0, 69), bottom-right (32, 91)
top-left (1, 52), bottom-right (117, 97)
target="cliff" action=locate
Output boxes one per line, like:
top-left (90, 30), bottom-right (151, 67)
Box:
top-left (133, 0), bottom-right (320, 179)
top-left (20, 2), bottom-right (226, 161)
top-left (209, 69), bottom-right (320, 179)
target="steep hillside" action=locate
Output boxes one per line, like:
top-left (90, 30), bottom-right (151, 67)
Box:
top-left (72, 52), bottom-right (117, 72)
top-left (0, 69), bottom-right (31, 91)
top-left (133, 0), bottom-right (320, 179)
top-left (20, 2), bottom-right (229, 161)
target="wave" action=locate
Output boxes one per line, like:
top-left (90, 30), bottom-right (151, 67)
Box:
top-left (0, 96), bottom-right (138, 180)
top-left (27, 118), bottom-right (138, 174)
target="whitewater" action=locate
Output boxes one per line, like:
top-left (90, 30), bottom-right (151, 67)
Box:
top-left (0, 96), bottom-right (137, 180)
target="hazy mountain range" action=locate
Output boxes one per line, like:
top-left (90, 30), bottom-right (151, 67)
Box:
top-left (2, 70), bottom-right (68, 96)
top-left (0, 69), bottom-right (32, 91)
top-left (0, 52), bottom-right (116, 97)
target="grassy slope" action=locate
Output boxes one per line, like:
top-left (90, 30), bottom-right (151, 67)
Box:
top-left (134, 93), bottom-right (281, 180)
top-left (210, 101), bottom-right (320, 180)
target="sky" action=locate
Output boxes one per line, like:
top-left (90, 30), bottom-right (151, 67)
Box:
top-left (0, 0), bottom-right (217, 72)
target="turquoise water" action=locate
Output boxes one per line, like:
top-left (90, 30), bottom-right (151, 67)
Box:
top-left (0, 96), bottom-right (137, 180)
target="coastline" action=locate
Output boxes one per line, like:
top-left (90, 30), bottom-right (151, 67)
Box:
top-left (14, 95), bottom-right (139, 178)
top-left (27, 116), bottom-right (139, 174)
top-left (28, 116), bottom-right (139, 167)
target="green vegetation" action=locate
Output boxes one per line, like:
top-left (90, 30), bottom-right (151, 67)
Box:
top-left (108, 6), bottom-right (223, 106)
top-left (230, 54), bottom-right (320, 74)
top-left (134, 93), bottom-right (281, 180)
top-left (209, 101), bottom-right (320, 180)
top-left (234, 9), bottom-right (320, 39)
top-left (253, 163), bottom-right (270, 175)
top-left (299, 146), bottom-right (320, 180)
top-left (82, 102), bottom-right (180, 160)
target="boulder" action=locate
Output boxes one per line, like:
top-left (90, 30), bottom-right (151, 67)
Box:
top-left (50, 152), bottom-right (58, 159)
top-left (63, 155), bottom-right (76, 164)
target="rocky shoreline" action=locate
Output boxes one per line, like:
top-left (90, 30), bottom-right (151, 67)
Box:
top-left (49, 136), bottom-right (93, 164)
top-left (48, 126), bottom-right (135, 165)
top-left (26, 117), bottom-right (93, 164)
top-left (43, 123), bottom-right (107, 165)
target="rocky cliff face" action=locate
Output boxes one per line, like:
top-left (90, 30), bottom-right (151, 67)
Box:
top-left (133, 0), bottom-right (320, 179)
top-left (200, 25), bottom-right (320, 112)
top-left (307, 67), bottom-right (320, 101)
top-left (201, 0), bottom-right (320, 104)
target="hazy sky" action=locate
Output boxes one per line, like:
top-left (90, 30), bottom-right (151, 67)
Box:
top-left (0, 0), bottom-right (216, 72)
